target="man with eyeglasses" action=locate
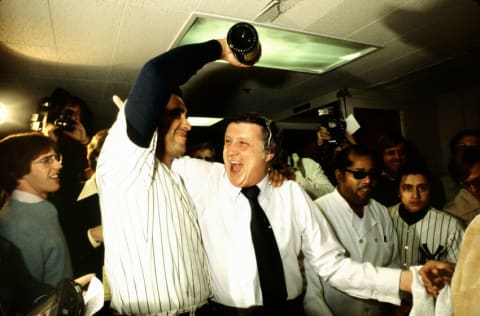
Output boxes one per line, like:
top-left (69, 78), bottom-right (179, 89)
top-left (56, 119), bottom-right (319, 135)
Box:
top-left (446, 146), bottom-right (480, 226)
top-left (0, 132), bottom-right (72, 286)
top-left (449, 143), bottom-right (480, 315)
top-left (304, 145), bottom-right (401, 316)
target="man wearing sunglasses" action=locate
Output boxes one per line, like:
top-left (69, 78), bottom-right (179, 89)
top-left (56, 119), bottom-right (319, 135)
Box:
top-left (304, 145), bottom-right (400, 316)
top-left (0, 132), bottom-right (72, 287)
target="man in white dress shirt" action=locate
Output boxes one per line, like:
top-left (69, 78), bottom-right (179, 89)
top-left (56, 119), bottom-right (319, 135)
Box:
top-left (305, 145), bottom-right (400, 316)
top-left (172, 115), bottom-right (452, 315)
top-left (97, 38), bottom-right (249, 315)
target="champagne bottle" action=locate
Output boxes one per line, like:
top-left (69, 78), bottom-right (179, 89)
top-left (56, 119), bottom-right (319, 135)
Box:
top-left (227, 22), bottom-right (261, 65)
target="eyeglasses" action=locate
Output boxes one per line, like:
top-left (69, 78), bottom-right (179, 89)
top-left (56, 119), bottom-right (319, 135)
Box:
top-left (462, 177), bottom-right (480, 190)
top-left (344, 169), bottom-right (380, 180)
top-left (32, 153), bottom-right (62, 168)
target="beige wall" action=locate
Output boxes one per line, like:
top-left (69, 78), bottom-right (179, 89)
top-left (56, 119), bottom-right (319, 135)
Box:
top-left (346, 85), bottom-right (480, 177)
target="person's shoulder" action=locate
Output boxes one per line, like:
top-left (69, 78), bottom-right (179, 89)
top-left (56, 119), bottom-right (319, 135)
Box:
top-left (274, 179), bottom-right (303, 192)
top-left (301, 156), bottom-right (320, 166)
top-left (387, 203), bottom-right (400, 216)
top-left (369, 197), bottom-right (389, 210)
top-left (313, 189), bottom-right (337, 206)
top-left (429, 207), bottom-right (466, 226)
top-left (272, 179), bottom-right (312, 200)
top-left (173, 155), bottom-right (223, 176)
top-left (368, 199), bottom-right (393, 220)
top-left (467, 214), bottom-right (480, 233)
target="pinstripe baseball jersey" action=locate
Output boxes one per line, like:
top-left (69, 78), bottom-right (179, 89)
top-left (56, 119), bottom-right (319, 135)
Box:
top-left (96, 39), bottom-right (223, 315)
top-left (97, 107), bottom-right (210, 315)
top-left (388, 204), bottom-right (464, 269)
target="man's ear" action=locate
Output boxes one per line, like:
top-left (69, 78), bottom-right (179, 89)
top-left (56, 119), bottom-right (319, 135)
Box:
top-left (265, 151), bottom-right (274, 163)
top-left (335, 169), bottom-right (343, 183)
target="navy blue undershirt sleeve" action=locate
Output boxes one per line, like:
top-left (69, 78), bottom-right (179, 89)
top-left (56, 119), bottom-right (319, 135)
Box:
top-left (125, 39), bottom-right (222, 147)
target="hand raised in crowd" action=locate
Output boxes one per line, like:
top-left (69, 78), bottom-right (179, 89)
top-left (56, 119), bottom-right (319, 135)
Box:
top-left (419, 260), bottom-right (455, 297)
top-left (316, 125), bottom-right (356, 152)
top-left (316, 126), bottom-right (332, 147)
top-left (112, 94), bottom-right (125, 109)
top-left (63, 119), bottom-right (89, 145)
top-left (44, 120), bottom-right (89, 145)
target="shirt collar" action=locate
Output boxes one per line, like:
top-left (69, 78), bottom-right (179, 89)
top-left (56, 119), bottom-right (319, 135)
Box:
top-left (332, 188), bottom-right (373, 218)
top-left (77, 174), bottom-right (98, 201)
top-left (223, 174), bottom-right (270, 200)
top-left (11, 189), bottom-right (44, 203)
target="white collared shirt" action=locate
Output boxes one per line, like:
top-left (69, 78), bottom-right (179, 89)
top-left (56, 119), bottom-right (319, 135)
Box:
top-left (173, 157), bottom-right (402, 308)
top-left (304, 189), bottom-right (400, 316)
top-left (11, 189), bottom-right (44, 203)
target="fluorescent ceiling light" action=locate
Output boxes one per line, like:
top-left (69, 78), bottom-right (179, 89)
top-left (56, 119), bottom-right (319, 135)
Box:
top-left (171, 13), bottom-right (381, 75)
top-left (188, 116), bottom-right (223, 127)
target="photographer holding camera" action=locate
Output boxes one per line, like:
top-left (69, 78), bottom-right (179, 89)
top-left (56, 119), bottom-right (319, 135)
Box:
top-left (41, 90), bottom-right (94, 279)
top-left (299, 123), bottom-right (356, 187)
top-left (44, 89), bottom-right (91, 146)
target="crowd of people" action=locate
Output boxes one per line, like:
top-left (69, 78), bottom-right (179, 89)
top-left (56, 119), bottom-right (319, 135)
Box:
top-left (0, 32), bottom-right (479, 316)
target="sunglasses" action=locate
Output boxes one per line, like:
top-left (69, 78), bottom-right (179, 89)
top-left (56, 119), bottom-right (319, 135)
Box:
top-left (344, 169), bottom-right (381, 180)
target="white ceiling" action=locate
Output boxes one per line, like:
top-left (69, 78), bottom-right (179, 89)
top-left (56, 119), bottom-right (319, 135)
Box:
top-left (1, 0), bottom-right (479, 136)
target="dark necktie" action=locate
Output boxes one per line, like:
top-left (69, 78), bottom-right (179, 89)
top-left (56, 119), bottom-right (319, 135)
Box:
top-left (241, 186), bottom-right (287, 309)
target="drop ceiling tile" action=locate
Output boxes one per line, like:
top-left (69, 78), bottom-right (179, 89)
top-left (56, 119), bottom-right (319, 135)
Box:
top-left (56, 45), bottom-right (113, 67)
top-left (127, 0), bottom-right (199, 11)
top-left (196, 0), bottom-right (266, 19)
top-left (0, 0), bottom-right (54, 46)
top-left (49, 0), bottom-right (124, 49)
top-left (112, 7), bottom-right (187, 67)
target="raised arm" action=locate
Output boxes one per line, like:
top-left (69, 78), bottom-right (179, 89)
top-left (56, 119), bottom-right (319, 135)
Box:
top-left (125, 40), bottom-right (222, 147)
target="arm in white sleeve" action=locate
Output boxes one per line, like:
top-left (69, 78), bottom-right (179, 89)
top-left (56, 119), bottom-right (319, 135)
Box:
top-left (300, 194), bottom-right (402, 305)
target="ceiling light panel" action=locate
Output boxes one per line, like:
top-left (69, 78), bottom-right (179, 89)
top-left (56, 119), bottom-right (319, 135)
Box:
top-left (171, 13), bottom-right (381, 75)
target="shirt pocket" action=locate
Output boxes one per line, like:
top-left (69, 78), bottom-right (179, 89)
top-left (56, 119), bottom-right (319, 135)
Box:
top-left (380, 240), bottom-right (396, 266)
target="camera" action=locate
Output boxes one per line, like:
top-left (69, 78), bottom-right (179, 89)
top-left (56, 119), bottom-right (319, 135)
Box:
top-left (54, 108), bottom-right (77, 132)
top-left (318, 106), bottom-right (346, 146)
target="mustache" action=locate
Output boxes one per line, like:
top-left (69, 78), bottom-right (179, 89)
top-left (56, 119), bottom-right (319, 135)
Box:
top-left (358, 185), bottom-right (373, 190)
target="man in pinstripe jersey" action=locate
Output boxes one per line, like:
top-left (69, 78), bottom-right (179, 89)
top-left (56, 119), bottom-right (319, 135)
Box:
top-left (96, 38), bottom-right (250, 315)
top-left (389, 163), bottom-right (464, 269)
top-left (388, 163), bottom-right (464, 315)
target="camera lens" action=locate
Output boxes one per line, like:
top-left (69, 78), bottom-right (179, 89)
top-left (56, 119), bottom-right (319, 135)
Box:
top-left (54, 109), bottom-right (76, 132)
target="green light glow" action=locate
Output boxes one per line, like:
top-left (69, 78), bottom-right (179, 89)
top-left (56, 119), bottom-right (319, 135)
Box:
top-left (173, 14), bottom-right (380, 74)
